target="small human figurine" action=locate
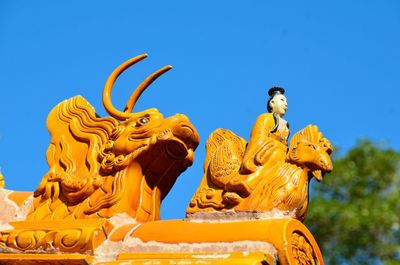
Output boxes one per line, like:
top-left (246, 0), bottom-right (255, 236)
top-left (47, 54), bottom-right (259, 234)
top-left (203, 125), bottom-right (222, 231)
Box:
top-left (188, 85), bottom-right (332, 220)
top-left (240, 87), bottom-right (290, 175)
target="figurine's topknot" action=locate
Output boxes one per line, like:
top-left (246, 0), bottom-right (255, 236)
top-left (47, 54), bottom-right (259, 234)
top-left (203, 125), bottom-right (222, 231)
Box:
top-left (267, 86), bottom-right (285, 113)
top-left (268, 86), bottom-right (285, 97)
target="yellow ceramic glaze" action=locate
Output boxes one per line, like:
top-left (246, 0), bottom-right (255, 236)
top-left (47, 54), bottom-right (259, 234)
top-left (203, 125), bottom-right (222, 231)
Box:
top-left (0, 57), bottom-right (331, 265)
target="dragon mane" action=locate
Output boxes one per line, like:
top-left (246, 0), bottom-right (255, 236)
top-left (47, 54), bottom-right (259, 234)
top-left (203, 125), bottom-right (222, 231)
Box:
top-left (29, 96), bottom-right (125, 220)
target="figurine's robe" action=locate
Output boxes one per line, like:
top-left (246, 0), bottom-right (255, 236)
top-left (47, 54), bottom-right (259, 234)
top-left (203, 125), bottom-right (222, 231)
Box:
top-left (238, 113), bottom-right (290, 191)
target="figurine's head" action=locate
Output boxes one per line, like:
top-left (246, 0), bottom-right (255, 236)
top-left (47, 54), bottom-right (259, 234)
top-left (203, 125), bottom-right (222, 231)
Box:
top-left (267, 87), bottom-right (288, 117)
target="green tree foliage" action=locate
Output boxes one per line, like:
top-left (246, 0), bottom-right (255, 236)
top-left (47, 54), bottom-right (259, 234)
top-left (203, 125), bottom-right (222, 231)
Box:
top-left (305, 140), bottom-right (400, 265)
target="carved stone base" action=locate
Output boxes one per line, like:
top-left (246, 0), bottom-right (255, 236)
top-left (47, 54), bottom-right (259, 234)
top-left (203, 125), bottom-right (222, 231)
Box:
top-left (128, 218), bottom-right (323, 265)
top-left (0, 252), bottom-right (274, 265)
top-left (111, 252), bottom-right (276, 264)
top-left (0, 219), bottom-right (323, 265)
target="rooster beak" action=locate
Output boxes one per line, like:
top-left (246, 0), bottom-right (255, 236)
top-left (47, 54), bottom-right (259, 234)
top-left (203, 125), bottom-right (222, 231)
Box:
top-left (312, 170), bottom-right (323, 181)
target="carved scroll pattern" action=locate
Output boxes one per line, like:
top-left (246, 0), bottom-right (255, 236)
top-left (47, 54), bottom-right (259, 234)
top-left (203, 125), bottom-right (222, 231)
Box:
top-left (291, 232), bottom-right (318, 265)
top-left (0, 226), bottom-right (105, 253)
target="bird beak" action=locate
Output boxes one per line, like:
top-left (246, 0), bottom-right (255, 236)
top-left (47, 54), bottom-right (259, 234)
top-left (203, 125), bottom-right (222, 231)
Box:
top-left (312, 170), bottom-right (323, 181)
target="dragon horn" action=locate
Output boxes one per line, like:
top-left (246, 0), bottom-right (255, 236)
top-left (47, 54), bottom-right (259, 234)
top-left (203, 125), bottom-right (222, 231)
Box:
top-left (124, 65), bottom-right (172, 113)
top-left (103, 54), bottom-right (172, 120)
top-left (103, 54), bottom-right (148, 120)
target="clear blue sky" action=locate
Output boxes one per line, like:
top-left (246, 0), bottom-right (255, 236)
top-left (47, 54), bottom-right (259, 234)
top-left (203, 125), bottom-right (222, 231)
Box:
top-left (1, 1), bottom-right (399, 219)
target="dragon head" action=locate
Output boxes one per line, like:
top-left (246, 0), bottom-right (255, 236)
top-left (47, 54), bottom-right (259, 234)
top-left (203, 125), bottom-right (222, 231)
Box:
top-left (98, 54), bottom-right (199, 202)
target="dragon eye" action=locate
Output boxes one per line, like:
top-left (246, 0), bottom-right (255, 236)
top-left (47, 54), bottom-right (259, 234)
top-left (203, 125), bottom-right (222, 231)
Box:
top-left (138, 117), bottom-right (149, 125)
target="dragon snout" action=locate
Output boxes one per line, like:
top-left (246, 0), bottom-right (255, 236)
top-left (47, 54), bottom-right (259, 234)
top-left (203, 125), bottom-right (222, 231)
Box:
top-left (176, 124), bottom-right (199, 149)
top-left (167, 114), bottom-right (200, 150)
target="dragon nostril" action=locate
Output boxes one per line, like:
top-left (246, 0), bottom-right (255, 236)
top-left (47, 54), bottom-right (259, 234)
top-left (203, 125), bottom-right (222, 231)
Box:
top-left (180, 125), bottom-right (193, 139)
top-left (174, 123), bottom-right (199, 149)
